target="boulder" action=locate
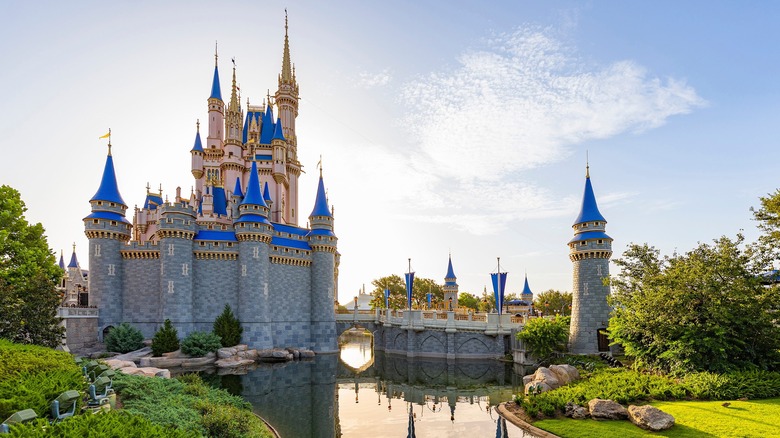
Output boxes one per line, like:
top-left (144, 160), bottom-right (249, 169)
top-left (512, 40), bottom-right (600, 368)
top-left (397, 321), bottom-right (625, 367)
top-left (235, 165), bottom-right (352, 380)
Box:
top-left (140, 356), bottom-right (183, 368)
top-left (181, 353), bottom-right (217, 368)
top-left (299, 349), bottom-right (315, 359)
top-left (215, 358), bottom-right (255, 368)
top-left (549, 365), bottom-right (571, 385)
top-left (238, 349), bottom-right (258, 360)
top-left (162, 350), bottom-right (186, 358)
top-left (564, 402), bottom-right (589, 419)
top-left (104, 359), bottom-right (136, 370)
top-left (112, 347), bottom-right (153, 363)
top-left (522, 375), bottom-right (534, 386)
top-left (532, 367), bottom-right (560, 389)
top-left (588, 399), bottom-right (628, 420)
top-left (554, 364), bottom-right (580, 382)
top-left (628, 405), bottom-right (675, 431)
top-left (257, 349), bottom-right (294, 362)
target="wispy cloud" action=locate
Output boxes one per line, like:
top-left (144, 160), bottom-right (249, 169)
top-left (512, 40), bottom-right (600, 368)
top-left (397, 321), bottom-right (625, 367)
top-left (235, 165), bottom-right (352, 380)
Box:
top-left (392, 25), bottom-right (705, 233)
top-left (356, 69), bottom-right (392, 88)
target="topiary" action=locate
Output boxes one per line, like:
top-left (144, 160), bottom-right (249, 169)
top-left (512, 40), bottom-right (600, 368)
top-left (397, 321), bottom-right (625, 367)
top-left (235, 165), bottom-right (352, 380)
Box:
top-left (213, 304), bottom-right (242, 348)
top-left (180, 331), bottom-right (222, 357)
top-left (104, 323), bottom-right (144, 354)
top-left (151, 319), bottom-right (180, 357)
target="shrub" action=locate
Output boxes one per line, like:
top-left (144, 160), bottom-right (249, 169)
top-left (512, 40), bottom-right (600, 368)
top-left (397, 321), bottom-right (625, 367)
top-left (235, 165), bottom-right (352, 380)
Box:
top-left (181, 331), bottom-right (222, 358)
top-left (8, 411), bottom-right (198, 437)
top-left (213, 304), bottom-right (243, 348)
top-left (198, 401), bottom-right (273, 438)
top-left (516, 315), bottom-right (570, 361)
top-left (683, 370), bottom-right (780, 400)
top-left (0, 339), bottom-right (78, 380)
top-left (104, 323), bottom-right (144, 354)
top-left (151, 319), bottom-right (180, 357)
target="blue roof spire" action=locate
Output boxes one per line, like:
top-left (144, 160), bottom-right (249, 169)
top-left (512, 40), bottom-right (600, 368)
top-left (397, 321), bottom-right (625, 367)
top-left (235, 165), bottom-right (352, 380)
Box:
top-left (272, 117), bottom-right (286, 141)
top-left (191, 120), bottom-right (203, 152)
top-left (310, 174), bottom-right (332, 218)
top-left (232, 177), bottom-right (243, 198)
top-left (521, 274), bottom-right (533, 296)
top-left (209, 43), bottom-right (222, 101)
top-left (58, 251), bottom-right (65, 270)
top-left (573, 165), bottom-right (606, 225)
top-left (262, 182), bottom-right (272, 204)
top-left (91, 145), bottom-right (127, 206)
top-left (259, 104), bottom-right (275, 144)
top-left (67, 243), bottom-right (78, 268)
top-left (446, 254), bottom-right (456, 279)
top-left (241, 161), bottom-right (268, 208)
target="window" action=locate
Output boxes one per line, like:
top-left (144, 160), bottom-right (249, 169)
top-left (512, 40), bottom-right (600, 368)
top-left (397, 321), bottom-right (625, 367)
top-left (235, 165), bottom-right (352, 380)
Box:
top-left (598, 239), bottom-right (603, 244)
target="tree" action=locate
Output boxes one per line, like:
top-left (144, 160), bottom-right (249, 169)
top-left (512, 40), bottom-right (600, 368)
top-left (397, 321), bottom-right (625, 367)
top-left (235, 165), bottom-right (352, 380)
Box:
top-left (368, 275), bottom-right (444, 309)
top-left (516, 315), bottom-right (570, 361)
top-left (609, 236), bottom-right (780, 374)
top-left (151, 319), bottom-right (180, 356)
top-left (458, 292), bottom-right (480, 310)
top-left (0, 186), bottom-right (64, 348)
top-left (533, 289), bottom-right (573, 316)
top-left (213, 304), bottom-right (242, 347)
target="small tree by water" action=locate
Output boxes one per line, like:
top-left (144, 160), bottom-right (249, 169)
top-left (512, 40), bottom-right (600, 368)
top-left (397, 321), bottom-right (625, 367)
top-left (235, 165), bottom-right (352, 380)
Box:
top-left (151, 319), bottom-right (179, 357)
top-left (516, 316), bottom-right (570, 362)
top-left (213, 304), bottom-right (242, 347)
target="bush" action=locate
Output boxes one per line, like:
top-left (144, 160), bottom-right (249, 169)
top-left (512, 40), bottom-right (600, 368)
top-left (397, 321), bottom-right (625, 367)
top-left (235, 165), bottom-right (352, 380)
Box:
top-left (0, 339), bottom-right (78, 380)
top-left (683, 370), bottom-right (780, 400)
top-left (198, 401), bottom-right (273, 438)
top-left (105, 323), bottom-right (144, 354)
top-left (516, 315), bottom-right (570, 361)
top-left (213, 304), bottom-right (243, 348)
top-left (8, 411), bottom-right (198, 437)
top-left (151, 319), bottom-right (180, 357)
top-left (181, 331), bottom-right (222, 357)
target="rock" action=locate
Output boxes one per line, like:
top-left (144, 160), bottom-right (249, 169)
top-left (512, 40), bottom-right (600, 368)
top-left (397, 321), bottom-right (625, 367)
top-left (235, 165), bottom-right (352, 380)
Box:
top-left (112, 347), bottom-right (153, 363)
top-left (215, 358), bottom-right (255, 368)
top-left (218, 347), bottom-right (238, 359)
top-left (257, 349), bottom-right (294, 362)
top-left (238, 349), bottom-right (258, 360)
top-left (140, 356), bottom-right (183, 368)
top-left (181, 353), bottom-right (217, 368)
top-left (588, 399), bottom-right (628, 420)
top-left (154, 369), bottom-right (171, 379)
top-left (533, 367), bottom-right (560, 389)
top-left (524, 381), bottom-right (552, 395)
top-left (522, 375), bottom-right (534, 386)
top-left (162, 350), bottom-right (186, 358)
top-left (119, 366), bottom-right (145, 375)
top-left (628, 405), bottom-right (675, 431)
top-left (549, 365), bottom-right (572, 385)
top-left (554, 364), bottom-right (580, 382)
top-left (564, 402), bottom-right (589, 419)
top-left (299, 349), bottom-right (315, 358)
top-left (104, 359), bottom-right (136, 370)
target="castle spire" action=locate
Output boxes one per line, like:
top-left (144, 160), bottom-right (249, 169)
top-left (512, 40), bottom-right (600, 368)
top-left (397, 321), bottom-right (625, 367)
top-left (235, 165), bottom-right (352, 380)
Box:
top-left (68, 243), bottom-right (79, 268)
top-left (280, 9), bottom-right (293, 84)
top-left (210, 43), bottom-right (222, 101)
top-left (91, 143), bottom-right (126, 206)
top-left (58, 250), bottom-right (65, 270)
top-left (241, 161), bottom-right (268, 209)
top-left (310, 173), bottom-right (332, 218)
top-left (445, 254), bottom-right (456, 282)
top-left (191, 120), bottom-right (203, 152)
top-left (573, 165), bottom-right (605, 225)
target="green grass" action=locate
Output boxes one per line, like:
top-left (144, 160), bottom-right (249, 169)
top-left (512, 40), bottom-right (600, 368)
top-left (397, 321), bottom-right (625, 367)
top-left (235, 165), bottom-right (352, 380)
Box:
top-left (534, 398), bottom-right (780, 437)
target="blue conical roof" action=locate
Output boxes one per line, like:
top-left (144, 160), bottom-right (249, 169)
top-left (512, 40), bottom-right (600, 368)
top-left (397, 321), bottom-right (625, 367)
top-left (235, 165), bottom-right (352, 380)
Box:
top-left (310, 176), bottom-right (332, 218)
top-left (272, 117), bottom-right (286, 141)
top-left (58, 252), bottom-right (65, 270)
top-left (210, 65), bottom-right (222, 100)
top-left (259, 105), bottom-right (275, 144)
top-left (212, 187), bottom-right (227, 216)
top-left (90, 152), bottom-right (126, 206)
top-left (573, 172), bottom-right (606, 225)
top-left (446, 256), bottom-right (456, 279)
top-left (233, 177), bottom-right (243, 198)
top-left (67, 249), bottom-right (79, 268)
top-left (191, 129), bottom-right (203, 152)
top-left (263, 182), bottom-right (272, 203)
top-left (522, 275), bottom-right (533, 296)
top-left (241, 161), bottom-right (268, 208)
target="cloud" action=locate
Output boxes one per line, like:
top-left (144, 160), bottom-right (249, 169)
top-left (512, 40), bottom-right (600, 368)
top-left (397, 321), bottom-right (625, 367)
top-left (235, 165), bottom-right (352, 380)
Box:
top-left (356, 69), bottom-right (392, 88)
top-left (393, 25), bottom-right (705, 233)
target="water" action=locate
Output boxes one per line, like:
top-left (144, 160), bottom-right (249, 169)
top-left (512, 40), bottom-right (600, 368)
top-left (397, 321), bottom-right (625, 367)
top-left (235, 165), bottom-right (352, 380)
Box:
top-left (223, 332), bottom-right (539, 437)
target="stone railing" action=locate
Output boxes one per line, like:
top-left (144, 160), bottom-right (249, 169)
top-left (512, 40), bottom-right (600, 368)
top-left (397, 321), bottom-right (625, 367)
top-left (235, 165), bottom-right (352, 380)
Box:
top-left (335, 309), bottom-right (524, 335)
top-left (57, 306), bottom-right (99, 318)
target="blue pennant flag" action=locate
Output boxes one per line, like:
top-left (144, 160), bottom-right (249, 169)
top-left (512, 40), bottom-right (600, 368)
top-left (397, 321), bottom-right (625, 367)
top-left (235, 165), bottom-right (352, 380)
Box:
top-left (491, 272), bottom-right (508, 315)
top-left (426, 293), bottom-right (432, 308)
top-left (384, 288), bottom-right (390, 309)
top-left (405, 272), bottom-right (415, 310)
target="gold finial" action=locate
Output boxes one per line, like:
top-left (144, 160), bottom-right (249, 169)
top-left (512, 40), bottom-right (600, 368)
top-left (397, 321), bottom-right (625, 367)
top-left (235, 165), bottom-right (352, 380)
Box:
top-left (196, 119), bottom-right (200, 132)
top-left (317, 154), bottom-right (323, 177)
top-left (146, 182), bottom-right (150, 193)
top-left (72, 242), bottom-right (76, 253)
top-left (285, 8), bottom-right (288, 35)
top-left (159, 183), bottom-right (163, 194)
top-left (586, 150), bottom-right (590, 178)
top-left (214, 41), bottom-right (218, 66)
top-left (99, 128), bottom-right (112, 155)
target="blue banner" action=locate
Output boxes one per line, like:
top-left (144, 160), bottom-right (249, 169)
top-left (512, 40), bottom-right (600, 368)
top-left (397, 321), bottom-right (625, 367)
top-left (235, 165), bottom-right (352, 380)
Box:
top-left (405, 272), bottom-right (415, 310)
top-left (384, 288), bottom-right (390, 309)
top-left (426, 293), bottom-right (432, 308)
top-left (491, 272), bottom-right (508, 315)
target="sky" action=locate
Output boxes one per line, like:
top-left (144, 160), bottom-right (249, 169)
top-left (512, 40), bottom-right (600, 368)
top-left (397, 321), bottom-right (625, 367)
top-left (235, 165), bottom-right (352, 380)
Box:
top-left (2, 1), bottom-right (780, 305)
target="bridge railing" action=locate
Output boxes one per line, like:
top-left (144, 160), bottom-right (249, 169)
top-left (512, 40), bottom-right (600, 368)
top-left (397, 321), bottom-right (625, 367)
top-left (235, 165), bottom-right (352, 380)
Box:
top-left (335, 308), bottom-right (525, 334)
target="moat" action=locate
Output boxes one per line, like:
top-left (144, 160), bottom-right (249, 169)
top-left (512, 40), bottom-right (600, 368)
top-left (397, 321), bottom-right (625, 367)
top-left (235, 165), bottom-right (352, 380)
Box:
top-left (214, 331), bottom-right (538, 437)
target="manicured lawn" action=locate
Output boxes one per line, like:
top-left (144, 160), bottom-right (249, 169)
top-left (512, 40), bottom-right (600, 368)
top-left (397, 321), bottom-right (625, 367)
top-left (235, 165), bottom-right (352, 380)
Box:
top-left (533, 398), bottom-right (780, 437)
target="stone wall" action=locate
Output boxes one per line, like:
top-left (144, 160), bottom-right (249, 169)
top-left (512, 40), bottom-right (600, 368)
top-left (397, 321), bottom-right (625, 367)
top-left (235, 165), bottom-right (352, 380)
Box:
top-left (376, 326), bottom-right (507, 359)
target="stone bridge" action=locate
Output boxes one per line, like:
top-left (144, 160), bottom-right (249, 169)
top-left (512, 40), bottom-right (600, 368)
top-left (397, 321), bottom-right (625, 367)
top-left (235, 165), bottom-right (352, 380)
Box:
top-left (336, 309), bottom-right (527, 360)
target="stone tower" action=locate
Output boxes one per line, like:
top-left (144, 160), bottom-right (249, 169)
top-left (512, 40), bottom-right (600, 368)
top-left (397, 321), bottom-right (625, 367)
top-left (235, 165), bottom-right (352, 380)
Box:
top-left (568, 165), bottom-right (613, 354)
top-left (443, 254), bottom-right (458, 310)
top-left (308, 170), bottom-right (338, 352)
top-left (85, 144), bottom-right (131, 337)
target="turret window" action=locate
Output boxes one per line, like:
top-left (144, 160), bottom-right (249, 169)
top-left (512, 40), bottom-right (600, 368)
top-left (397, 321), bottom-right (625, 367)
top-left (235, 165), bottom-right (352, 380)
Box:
top-left (598, 239), bottom-right (604, 244)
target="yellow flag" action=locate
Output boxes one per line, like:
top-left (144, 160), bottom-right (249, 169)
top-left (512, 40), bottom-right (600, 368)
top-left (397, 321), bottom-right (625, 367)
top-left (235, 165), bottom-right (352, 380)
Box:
top-left (99, 132), bottom-right (110, 139)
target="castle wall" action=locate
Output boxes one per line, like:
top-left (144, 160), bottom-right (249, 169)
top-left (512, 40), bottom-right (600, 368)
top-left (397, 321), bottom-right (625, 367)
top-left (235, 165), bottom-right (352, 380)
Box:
top-left (192, 258), bottom-right (239, 333)
top-left (570, 257), bottom-right (611, 354)
top-left (122, 257), bottom-right (161, 338)
top-left (376, 326), bottom-right (506, 359)
top-left (268, 262), bottom-right (311, 348)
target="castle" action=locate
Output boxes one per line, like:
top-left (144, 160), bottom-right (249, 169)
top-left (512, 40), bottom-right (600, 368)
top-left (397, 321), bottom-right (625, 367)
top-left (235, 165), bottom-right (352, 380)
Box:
top-left (84, 17), bottom-right (338, 353)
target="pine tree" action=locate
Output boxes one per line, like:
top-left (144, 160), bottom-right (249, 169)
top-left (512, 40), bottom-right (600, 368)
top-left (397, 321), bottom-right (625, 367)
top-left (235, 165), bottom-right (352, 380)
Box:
top-left (151, 319), bottom-right (180, 357)
top-left (213, 304), bottom-right (242, 347)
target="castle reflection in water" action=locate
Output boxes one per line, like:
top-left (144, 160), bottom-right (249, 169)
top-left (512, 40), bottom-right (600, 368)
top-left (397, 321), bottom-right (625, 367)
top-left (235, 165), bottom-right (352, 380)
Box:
top-left (229, 330), bottom-right (533, 437)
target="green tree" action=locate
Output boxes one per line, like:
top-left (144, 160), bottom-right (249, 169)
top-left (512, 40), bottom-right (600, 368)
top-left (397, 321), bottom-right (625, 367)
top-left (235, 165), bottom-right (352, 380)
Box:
top-left (213, 304), bottom-right (242, 347)
top-left (516, 315), bottom-right (570, 361)
top-left (458, 292), bottom-right (480, 310)
top-left (0, 186), bottom-right (64, 348)
top-left (751, 189), bottom-right (780, 263)
top-left (533, 289), bottom-right (573, 316)
top-left (151, 319), bottom-right (180, 356)
top-left (105, 323), bottom-right (144, 354)
top-left (609, 236), bottom-right (780, 374)
top-left (368, 275), bottom-right (444, 309)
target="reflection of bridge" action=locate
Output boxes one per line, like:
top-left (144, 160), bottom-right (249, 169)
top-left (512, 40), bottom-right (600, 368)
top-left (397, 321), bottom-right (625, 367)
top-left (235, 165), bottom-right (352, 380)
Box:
top-left (336, 309), bottom-right (527, 361)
